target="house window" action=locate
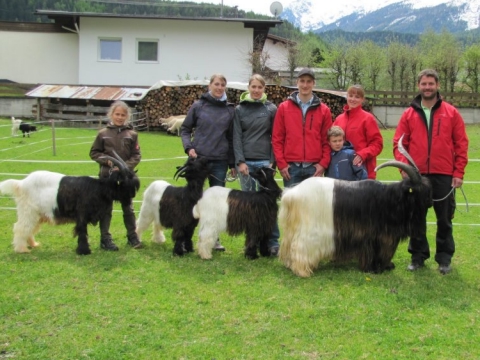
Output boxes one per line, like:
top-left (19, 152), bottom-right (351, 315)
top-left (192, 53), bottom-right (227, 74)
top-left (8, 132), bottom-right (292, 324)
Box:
top-left (99, 38), bottom-right (122, 61)
top-left (137, 40), bottom-right (158, 62)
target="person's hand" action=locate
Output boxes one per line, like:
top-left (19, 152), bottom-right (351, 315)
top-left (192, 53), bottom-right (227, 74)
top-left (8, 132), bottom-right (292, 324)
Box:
top-left (229, 168), bottom-right (237, 178)
top-left (238, 163), bottom-right (248, 176)
top-left (313, 164), bottom-right (325, 177)
top-left (452, 177), bottom-right (463, 188)
top-left (106, 160), bottom-right (113, 167)
top-left (188, 149), bottom-right (197, 158)
top-left (353, 155), bottom-right (363, 166)
top-left (280, 166), bottom-right (290, 181)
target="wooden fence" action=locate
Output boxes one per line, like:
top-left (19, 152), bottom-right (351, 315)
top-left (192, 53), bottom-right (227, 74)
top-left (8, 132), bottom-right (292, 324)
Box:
top-left (368, 91), bottom-right (480, 107)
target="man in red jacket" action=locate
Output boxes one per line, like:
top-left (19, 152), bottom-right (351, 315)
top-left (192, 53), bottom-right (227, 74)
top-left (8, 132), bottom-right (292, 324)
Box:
top-left (272, 68), bottom-right (332, 188)
top-left (393, 69), bottom-right (468, 275)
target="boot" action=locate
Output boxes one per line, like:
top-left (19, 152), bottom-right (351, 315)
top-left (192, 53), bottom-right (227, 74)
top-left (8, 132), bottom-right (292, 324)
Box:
top-left (100, 236), bottom-right (119, 251)
top-left (214, 239), bottom-right (226, 251)
top-left (123, 207), bottom-right (143, 249)
top-left (100, 213), bottom-right (118, 251)
top-left (127, 233), bottom-right (143, 249)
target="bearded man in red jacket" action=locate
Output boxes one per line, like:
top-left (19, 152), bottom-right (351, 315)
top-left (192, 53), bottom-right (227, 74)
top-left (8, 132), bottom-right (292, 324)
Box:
top-left (393, 69), bottom-right (468, 275)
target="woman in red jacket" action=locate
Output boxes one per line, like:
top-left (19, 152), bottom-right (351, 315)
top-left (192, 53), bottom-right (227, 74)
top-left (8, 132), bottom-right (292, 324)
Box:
top-left (333, 85), bottom-right (383, 179)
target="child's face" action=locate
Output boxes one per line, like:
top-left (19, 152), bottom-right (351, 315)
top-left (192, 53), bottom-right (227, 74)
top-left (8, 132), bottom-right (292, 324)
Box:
top-left (329, 135), bottom-right (344, 152)
top-left (111, 106), bottom-right (128, 126)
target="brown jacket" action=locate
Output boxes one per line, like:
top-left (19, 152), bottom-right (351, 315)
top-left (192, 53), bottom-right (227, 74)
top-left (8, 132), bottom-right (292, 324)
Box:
top-left (90, 123), bottom-right (141, 178)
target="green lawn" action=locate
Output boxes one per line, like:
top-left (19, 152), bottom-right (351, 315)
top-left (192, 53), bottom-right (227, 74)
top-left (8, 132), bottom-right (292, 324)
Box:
top-left (0, 119), bottom-right (479, 359)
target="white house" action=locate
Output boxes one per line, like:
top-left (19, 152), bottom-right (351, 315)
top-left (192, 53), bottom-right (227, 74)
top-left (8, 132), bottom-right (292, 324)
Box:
top-left (0, 11), bottom-right (281, 86)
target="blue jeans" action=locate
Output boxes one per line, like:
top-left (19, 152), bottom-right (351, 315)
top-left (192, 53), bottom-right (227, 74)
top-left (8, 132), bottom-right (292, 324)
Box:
top-left (283, 163), bottom-right (316, 188)
top-left (207, 160), bottom-right (228, 188)
top-left (237, 160), bottom-right (280, 249)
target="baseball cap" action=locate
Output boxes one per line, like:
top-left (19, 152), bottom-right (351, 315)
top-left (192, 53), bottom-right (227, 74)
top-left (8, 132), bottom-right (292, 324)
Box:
top-left (297, 68), bottom-right (315, 80)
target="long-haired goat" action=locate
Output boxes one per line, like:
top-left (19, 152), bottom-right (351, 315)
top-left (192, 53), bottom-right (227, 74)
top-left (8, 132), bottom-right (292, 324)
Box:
top-left (193, 167), bottom-right (282, 260)
top-left (136, 156), bottom-right (209, 256)
top-left (0, 152), bottom-right (139, 255)
top-left (279, 154), bottom-right (432, 277)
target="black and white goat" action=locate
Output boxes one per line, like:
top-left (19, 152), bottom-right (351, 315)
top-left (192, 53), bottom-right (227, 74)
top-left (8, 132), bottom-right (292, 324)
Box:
top-left (19, 123), bottom-right (37, 137)
top-left (193, 167), bottom-right (282, 260)
top-left (136, 156), bottom-right (209, 256)
top-left (279, 148), bottom-right (432, 277)
top-left (0, 152), bottom-right (139, 255)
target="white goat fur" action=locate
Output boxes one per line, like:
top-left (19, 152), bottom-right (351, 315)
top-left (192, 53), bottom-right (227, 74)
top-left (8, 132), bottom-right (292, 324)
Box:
top-left (278, 177), bottom-right (336, 277)
top-left (192, 186), bottom-right (230, 259)
top-left (135, 180), bottom-right (169, 244)
top-left (11, 116), bottom-right (22, 137)
top-left (0, 171), bottom-right (63, 253)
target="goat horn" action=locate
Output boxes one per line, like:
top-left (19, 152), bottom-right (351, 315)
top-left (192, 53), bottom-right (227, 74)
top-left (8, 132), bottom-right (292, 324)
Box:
top-left (99, 150), bottom-right (128, 172)
top-left (397, 134), bottom-right (419, 171)
top-left (174, 165), bottom-right (187, 181)
top-left (375, 160), bottom-right (421, 184)
top-left (111, 150), bottom-right (129, 172)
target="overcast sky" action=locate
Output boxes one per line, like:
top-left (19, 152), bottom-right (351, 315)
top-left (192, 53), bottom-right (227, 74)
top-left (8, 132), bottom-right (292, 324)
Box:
top-left (170, 0), bottom-right (294, 16)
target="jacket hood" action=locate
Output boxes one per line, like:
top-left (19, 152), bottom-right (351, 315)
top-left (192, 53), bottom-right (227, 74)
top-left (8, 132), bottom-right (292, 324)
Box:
top-left (106, 122), bottom-right (133, 131)
top-left (239, 91), bottom-right (267, 104)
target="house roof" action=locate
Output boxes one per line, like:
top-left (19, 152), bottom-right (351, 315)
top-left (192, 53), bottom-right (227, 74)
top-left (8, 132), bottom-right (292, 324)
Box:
top-left (267, 33), bottom-right (296, 45)
top-left (26, 84), bottom-right (150, 101)
top-left (34, 10), bottom-right (282, 30)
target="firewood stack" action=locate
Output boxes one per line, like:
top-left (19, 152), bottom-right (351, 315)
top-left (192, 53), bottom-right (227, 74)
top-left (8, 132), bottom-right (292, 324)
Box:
top-left (138, 84), bottom-right (347, 131)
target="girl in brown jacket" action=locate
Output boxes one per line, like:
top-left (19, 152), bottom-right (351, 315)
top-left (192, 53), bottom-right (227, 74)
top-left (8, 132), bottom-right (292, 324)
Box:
top-left (90, 101), bottom-right (142, 251)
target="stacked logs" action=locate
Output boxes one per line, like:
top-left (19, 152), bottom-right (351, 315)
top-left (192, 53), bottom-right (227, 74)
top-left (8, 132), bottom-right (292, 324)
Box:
top-left (138, 84), bottom-right (347, 131)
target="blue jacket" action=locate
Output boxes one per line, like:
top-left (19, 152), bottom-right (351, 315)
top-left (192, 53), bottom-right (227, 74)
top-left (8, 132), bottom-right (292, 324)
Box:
top-left (325, 142), bottom-right (368, 181)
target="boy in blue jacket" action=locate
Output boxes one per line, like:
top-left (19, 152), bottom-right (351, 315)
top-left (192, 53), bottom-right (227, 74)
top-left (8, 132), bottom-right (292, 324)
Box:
top-left (325, 126), bottom-right (367, 181)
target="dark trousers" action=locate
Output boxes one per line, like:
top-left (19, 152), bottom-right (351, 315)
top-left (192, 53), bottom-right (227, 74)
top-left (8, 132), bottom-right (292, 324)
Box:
top-left (207, 160), bottom-right (228, 187)
top-left (100, 201), bottom-right (137, 239)
top-left (408, 174), bottom-right (456, 265)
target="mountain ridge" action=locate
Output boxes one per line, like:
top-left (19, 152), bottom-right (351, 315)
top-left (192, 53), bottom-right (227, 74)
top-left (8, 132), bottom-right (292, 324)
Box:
top-left (280, 0), bottom-right (480, 34)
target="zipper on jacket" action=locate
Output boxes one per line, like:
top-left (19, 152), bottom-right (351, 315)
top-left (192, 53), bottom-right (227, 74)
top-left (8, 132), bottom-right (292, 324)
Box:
top-left (437, 117), bottom-right (441, 136)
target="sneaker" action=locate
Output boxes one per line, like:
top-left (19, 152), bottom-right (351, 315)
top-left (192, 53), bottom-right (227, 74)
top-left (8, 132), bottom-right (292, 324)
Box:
top-left (213, 240), bottom-right (225, 252)
top-left (438, 264), bottom-right (452, 275)
top-left (127, 234), bottom-right (143, 249)
top-left (269, 246), bottom-right (279, 257)
top-left (100, 237), bottom-right (119, 251)
top-left (407, 261), bottom-right (424, 271)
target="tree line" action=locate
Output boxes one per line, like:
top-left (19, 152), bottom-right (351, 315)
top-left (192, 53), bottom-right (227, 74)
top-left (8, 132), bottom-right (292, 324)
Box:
top-left (318, 30), bottom-right (480, 93)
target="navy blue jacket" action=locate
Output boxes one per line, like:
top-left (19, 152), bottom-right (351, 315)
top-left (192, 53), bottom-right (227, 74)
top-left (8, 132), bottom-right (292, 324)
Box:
top-left (325, 141), bottom-right (368, 181)
top-left (181, 92), bottom-right (235, 165)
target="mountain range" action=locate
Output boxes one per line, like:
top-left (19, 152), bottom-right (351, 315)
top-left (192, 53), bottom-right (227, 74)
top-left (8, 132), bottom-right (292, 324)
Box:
top-left (280, 0), bottom-right (480, 34)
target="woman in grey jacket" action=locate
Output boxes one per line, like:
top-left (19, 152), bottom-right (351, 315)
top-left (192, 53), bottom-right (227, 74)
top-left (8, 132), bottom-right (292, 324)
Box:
top-left (181, 74), bottom-right (236, 251)
top-left (233, 74), bottom-right (280, 255)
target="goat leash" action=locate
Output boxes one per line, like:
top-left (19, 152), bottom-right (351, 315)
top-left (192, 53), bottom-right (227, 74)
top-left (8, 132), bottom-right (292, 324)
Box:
top-left (432, 186), bottom-right (469, 212)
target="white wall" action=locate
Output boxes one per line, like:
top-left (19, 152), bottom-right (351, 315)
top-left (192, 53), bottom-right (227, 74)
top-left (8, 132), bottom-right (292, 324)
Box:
top-left (79, 18), bottom-right (254, 86)
top-left (0, 31), bottom-right (78, 84)
top-left (263, 37), bottom-right (289, 71)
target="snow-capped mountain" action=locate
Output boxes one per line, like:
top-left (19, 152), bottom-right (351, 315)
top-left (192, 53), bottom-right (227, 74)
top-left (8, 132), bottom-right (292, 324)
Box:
top-left (281, 0), bottom-right (480, 33)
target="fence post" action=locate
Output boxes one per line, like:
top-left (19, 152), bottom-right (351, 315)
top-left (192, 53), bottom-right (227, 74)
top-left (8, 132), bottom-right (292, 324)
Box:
top-left (51, 119), bottom-right (56, 156)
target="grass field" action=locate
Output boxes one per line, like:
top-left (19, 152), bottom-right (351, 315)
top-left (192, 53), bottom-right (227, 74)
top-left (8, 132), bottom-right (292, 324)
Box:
top-left (0, 118), bottom-right (479, 359)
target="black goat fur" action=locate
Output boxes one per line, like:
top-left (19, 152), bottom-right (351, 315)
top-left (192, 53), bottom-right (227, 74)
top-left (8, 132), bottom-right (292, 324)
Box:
top-left (332, 176), bottom-right (432, 273)
top-left (226, 167), bottom-right (282, 259)
top-left (159, 157), bottom-right (209, 256)
top-left (54, 170), bottom-right (140, 255)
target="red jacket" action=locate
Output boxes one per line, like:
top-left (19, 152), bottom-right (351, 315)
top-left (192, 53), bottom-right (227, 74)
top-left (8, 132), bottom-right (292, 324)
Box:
top-left (333, 105), bottom-right (383, 179)
top-left (272, 92), bottom-right (332, 171)
top-left (393, 94), bottom-right (468, 179)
